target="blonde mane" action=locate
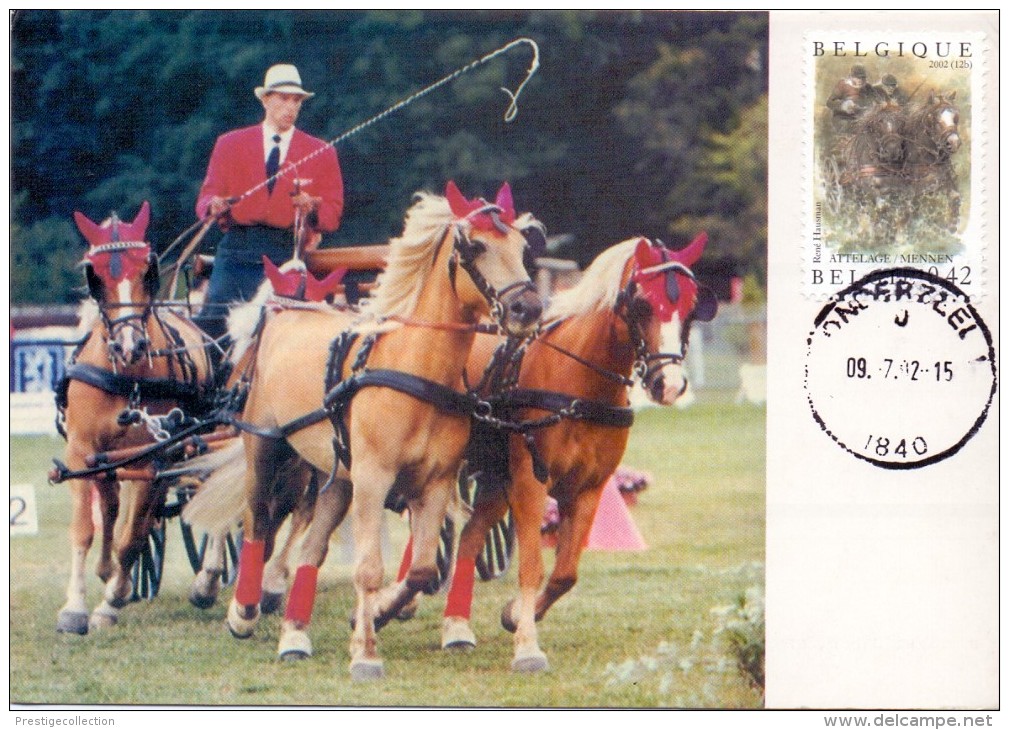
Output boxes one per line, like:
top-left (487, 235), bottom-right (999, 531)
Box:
top-left (545, 238), bottom-right (638, 321)
top-left (357, 192), bottom-right (455, 321)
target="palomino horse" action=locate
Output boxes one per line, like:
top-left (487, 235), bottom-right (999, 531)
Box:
top-left (904, 91), bottom-right (962, 230)
top-left (183, 183), bottom-right (543, 679)
top-left (418, 235), bottom-right (717, 671)
top-left (55, 202), bottom-right (214, 634)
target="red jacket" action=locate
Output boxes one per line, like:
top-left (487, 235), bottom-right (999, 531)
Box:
top-left (196, 125), bottom-right (343, 232)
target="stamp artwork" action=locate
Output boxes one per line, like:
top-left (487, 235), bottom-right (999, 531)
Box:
top-left (805, 33), bottom-right (986, 297)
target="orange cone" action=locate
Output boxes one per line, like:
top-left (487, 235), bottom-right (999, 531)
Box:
top-left (586, 476), bottom-right (647, 551)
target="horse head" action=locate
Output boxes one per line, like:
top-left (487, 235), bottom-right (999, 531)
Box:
top-left (74, 201), bottom-right (157, 367)
top-left (924, 91), bottom-right (961, 157)
top-left (861, 103), bottom-right (907, 166)
top-left (445, 181), bottom-right (543, 337)
top-left (620, 234), bottom-right (717, 404)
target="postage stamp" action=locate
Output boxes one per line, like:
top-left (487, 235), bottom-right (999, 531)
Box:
top-left (804, 31), bottom-right (988, 299)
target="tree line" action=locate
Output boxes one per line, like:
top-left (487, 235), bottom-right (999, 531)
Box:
top-left (11, 10), bottom-right (767, 304)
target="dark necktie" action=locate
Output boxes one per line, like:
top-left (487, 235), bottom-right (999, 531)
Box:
top-left (266, 134), bottom-right (281, 194)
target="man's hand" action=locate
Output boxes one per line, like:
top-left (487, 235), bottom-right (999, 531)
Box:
top-left (208, 196), bottom-right (231, 217)
top-left (291, 192), bottom-right (321, 215)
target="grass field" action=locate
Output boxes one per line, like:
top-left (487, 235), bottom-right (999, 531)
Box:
top-left (9, 393), bottom-right (764, 707)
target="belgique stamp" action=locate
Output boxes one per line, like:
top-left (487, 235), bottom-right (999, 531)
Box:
top-left (804, 31), bottom-right (988, 299)
top-left (805, 268), bottom-right (996, 469)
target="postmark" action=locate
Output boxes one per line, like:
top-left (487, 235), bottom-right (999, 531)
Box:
top-left (804, 31), bottom-right (988, 299)
top-left (805, 267), bottom-right (995, 468)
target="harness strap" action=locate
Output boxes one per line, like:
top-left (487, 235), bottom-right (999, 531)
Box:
top-left (325, 369), bottom-right (478, 418)
top-left (501, 388), bottom-right (635, 428)
top-left (58, 363), bottom-right (207, 410)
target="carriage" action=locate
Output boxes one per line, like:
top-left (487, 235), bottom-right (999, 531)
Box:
top-left (820, 91), bottom-right (963, 236)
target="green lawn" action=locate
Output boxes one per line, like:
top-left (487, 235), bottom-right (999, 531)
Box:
top-left (9, 393), bottom-right (764, 707)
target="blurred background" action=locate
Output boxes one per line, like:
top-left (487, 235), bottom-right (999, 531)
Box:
top-left (10, 10), bottom-right (767, 414)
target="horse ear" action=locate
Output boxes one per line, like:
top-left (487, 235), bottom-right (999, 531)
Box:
top-left (946, 90), bottom-right (956, 102)
top-left (674, 232), bottom-right (708, 267)
top-left (262, 255), bottom-right (285, 291)
top-left (74, 211), bottom-right (103, 247)
top-left (446, 181), bottom-right (471, 219)
top-left (143, 253), bottom-right (160, 299)
top-left (128, 201), bottom-right (151, 241)
top-left (927, 91), bottom-right (936, 105)
top-left (495, 183), bottom-right (516, 223)
top-left (305, 267), bottom-right (347, 302)
top-left (632, 238), bottom-right (654, 268)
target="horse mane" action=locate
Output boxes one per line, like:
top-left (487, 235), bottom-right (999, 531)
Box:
top-left (356, 192), bottom-right (454, 321)
top-left (545, 238), bottom-right (638, 321)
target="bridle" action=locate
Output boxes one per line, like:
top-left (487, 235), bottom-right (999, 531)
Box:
top-left (86, 240), bottom-right (157, 371)
top-left (619, 255), bottom-right (702, 397)
top-left (446, 203), bottom-right (540, 329)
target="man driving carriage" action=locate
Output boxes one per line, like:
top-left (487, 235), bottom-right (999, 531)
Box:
top-left (194, 63), bottom-right (344, 345)
top-left (874, 73), bottom-right (909, 107)
top-left (825, 64), bottom-right (882, 133)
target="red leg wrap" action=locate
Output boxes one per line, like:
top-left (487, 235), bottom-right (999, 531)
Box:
top-left (396, 536), bottom-right (414, 582)
top-left (234, 539), bottom-right (266, 607)
top-left (284, 565), bottom-right (319, 626)
top-left (444, 556), bottom-right (476, 619)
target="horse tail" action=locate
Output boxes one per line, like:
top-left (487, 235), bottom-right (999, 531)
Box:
top-left (180, 439), bottom-right (247, 537)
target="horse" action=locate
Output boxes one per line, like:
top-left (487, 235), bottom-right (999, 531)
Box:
top-left (54, 202), bottom-right (214, 634)
top-left (181, 182), bottom-right (543, 679)
top-left (401, 234), bottom-right (717, 672)
top-left (903, 91), bottom-right (962, 230)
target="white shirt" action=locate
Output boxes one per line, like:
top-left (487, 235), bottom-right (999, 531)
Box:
top-left (262, 124), bottom-right (295, 164)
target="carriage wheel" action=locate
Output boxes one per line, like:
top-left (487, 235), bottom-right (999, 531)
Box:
top-left (129, 518), bottom-right (166, 602)
top-left (434, 515), bottom-right (456, 593)
top-left (180, 520), bottom-right (242, 587)
top-left (475, 511), bottom-right (515, 582)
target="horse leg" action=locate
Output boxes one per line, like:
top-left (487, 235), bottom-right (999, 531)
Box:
top-left (372, 479), bottom-right (453, 631)
top-left (188, 533), bottom-right (226, 610)
top-left (226, 436), bottom-right (283, 639)
top-left (441, 479), bottom-right (510, 650)
top-left (91, 479), bottom-right (162, 629)
top-left (347, 463), bottom-right (397, 681)
top-left (277, 477), bottom-right (351, 661)
top-left (57, 468), bottom-right (107, 634)
top-left (534, 485), bottom-right (604, 622)
top-left (501, 470), bottom-right (549, 673)
top-left (263, 475), bottom-right (316, 615)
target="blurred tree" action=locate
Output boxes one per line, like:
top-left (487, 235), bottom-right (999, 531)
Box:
top-left (11, 10), bottom-right (767, 304)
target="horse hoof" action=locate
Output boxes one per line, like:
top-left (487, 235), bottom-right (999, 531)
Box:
top-left (511, 650), bottom-right (549, 673)
top-left (226, 602), bottom-right (259, 639)
top-left (278, 630), bottom-right (312, 661)
top-left (56, 611), bottom-right (89, 635)
top-left (396, 597), bottom-right (419, 622)
top-left (350, 659), bottom-right (385, 682)
top-left (500, 600), bottom-right (518, 634)
top-left (88, 609), bottom-right (118, 631)
top-left (260, 591), bottom-right (284, 615)
top-left (188, 590), bottom-right (217, 610)
top-left (441, 617), bottom-right (476, 650)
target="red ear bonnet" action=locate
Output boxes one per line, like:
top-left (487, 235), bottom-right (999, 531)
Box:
top-left (263, 256), bottom-right (346, 302)
top-left (672, 231), bottom-right (707, 267)
top-left (77, 202), bottom-right (152, 284)
top-left (445, 181), bottom-right (516, 231)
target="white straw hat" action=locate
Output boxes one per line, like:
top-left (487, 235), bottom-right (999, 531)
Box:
top-left (254, 64), bottom-right (315, 100)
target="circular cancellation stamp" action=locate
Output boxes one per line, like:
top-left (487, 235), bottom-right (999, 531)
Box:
top-left (804, 267), bottom-right (996, 469)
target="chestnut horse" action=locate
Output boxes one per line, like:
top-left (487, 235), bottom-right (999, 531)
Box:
top-left (182, 183), bottom-right (543, 679)
top-left (415, 235), bottom-right (716, 671)
top-left (55, 202), bottom-right (214, 634)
